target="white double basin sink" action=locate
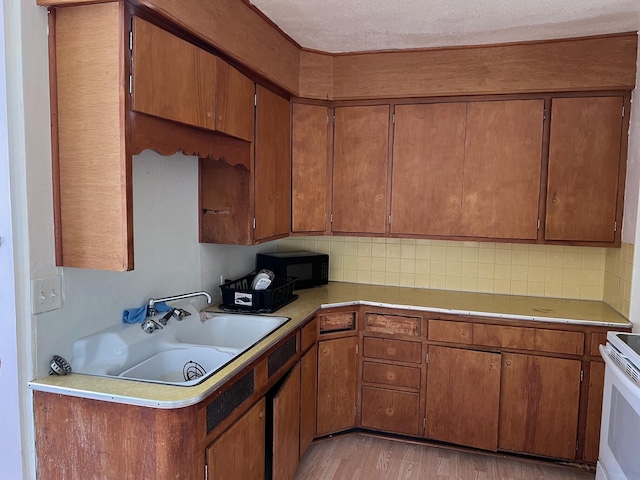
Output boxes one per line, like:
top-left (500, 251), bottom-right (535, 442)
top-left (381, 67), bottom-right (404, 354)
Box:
top-left (71, 303), bottom-right (290, 386)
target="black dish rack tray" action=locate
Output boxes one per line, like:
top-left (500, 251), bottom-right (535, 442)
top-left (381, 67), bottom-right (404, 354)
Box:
top-left (219, 272), bottom-right (297, 313)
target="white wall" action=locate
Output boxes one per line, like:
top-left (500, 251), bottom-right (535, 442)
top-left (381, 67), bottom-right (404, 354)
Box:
top-left (627, 37), bottom-right (640, 329)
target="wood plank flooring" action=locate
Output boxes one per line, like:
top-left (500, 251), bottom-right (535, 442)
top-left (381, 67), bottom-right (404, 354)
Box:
top-left (295, 434), bottom-right (595, 480)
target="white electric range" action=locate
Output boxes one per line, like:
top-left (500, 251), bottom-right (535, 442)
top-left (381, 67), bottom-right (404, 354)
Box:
top-left (597, 332), bottom-right (640, 480)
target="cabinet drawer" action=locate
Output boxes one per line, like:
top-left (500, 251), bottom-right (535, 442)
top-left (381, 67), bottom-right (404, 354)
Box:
top-left (301, 318), bottom-right (317, 352)
top-left (362, 361), bottom-right (421, 390)
top-left (474, 324), bottom-right (584, 355)
top-left (319, 311), bottom-right (355, 333)
top-left (363, 337), bottom-right (422, 364)
top-left (361, 386), bottom-right (420, 436)
top-left (364, 313), bottom-right (421, 336)
top-left (473, 324), bottom-right (535, 350)
top-left (428, 319), bottom-right (472, 344)
top-left (534, 329), bottom-right (584, 355)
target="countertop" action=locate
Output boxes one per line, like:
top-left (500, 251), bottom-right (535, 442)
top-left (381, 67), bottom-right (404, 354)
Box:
top-left (28, 282), bottom-right (631, 409)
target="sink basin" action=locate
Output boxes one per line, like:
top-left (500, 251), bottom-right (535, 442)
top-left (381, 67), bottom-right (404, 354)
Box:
top-left (71, 302), bottom-right (290, 386)
top-left (119, 346), bottom-right (237, 386)
top-left (176, 312), bottom-right (289, 349)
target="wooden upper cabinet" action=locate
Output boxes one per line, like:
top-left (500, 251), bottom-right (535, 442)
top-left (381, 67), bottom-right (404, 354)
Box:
top-left (132, 17), bottom-right (217, 130)
top-left (132, 17), bottom-right (255, 140)
top-left (292, 103), bottom-right (329, 233)
top-left (332, 105), bottom-right (390, 235)
top-left (545, 96), bottom-right (624, 243)
top-left (391, 103), bottom-right (466, 236)
top-left (461, 100), bottom-right (544, 239)
top-left (255, 85), bottom-right (291, 241)
top-left (215, 60), bottom-right (255, 141)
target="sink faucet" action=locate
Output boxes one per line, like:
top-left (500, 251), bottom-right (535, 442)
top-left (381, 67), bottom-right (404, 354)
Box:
top-left (147, 291), bottom-right (212, 317)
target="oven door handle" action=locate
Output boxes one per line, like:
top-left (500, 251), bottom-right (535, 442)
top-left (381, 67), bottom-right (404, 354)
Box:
top-left (600, 344), bottom-right (640, 394)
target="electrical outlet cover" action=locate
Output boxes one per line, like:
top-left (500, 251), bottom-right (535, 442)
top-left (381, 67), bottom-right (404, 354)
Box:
top-left (32, 276), bottom-right (63, 314)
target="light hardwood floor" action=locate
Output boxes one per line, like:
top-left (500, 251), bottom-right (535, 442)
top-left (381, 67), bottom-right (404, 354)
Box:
top-left (295, 434), bottom-right (595, 480)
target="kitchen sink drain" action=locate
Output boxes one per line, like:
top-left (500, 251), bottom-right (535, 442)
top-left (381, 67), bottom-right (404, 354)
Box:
top-left (183, 361), bottom-right (206, 381)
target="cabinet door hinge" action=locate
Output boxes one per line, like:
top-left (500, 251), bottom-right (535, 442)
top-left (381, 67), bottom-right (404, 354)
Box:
top-left (129, 74), bottom-right (132, 95)
top-left (327, 114), bottom-right (330, 125)
top-left (205, 463), bottom-right (208, 480)
top-left (129, 29), bottom-right (133, 52)
top-left (614, 221), bottom-right (618, 232)
top-left (423, 417), bottom-right (426, 428)
top-left (537, 218), bottom-right (541, 230)
top-left (355, 344), bottom-right (359, 354)
top-left (622, 105), bottom-right (625, 118)
top-left (576, 440), bottom-right (579, 452)
top-left (425, 353), bottom-right (429, 364)
top-left (392, 113), bottom-right (395, 124)
top-left (580, 370), bottom-right (584, 382)
top-left (252, 217), bottom-right (256, 229)
top-left (543, 108), bottom-right (546, 121)
top-left (330, 213), bottom-right (333, 223)
top-left (332, 115), bottom-right (336, 125)
top-left (388, 215), bottom-right (392, 225)
top-left (254, 93), bottom-right (257, 107)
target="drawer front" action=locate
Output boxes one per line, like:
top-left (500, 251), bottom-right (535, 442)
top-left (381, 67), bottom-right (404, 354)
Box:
top-left (363, 337), bottom-right (422, 364)
top-left (534, 329), bottom-right (584, 355)
top-left (473, 324), bottom-right (535, 350)
top-left (319, 312), bottom-right (355, 333)
top-left (362, 361), bottom-right (421, 390)
top-left (364, 313), bottom-right (421, 336)
top-left (428, 319), bottom-right (472, 344)
top-left (301, 317), bottom-right (317, 352)
top-left (361, 386), bottom-right (420, 436)
top-left (590, 332), bottom-right (607, 356)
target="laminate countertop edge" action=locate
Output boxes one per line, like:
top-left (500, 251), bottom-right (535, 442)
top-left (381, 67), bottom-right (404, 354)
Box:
top-left (28, 282), bottom-right (631, 408)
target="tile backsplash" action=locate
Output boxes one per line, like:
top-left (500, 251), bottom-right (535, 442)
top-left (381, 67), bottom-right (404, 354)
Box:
top-left (278, 236), bottom-right (614, 302)
top-left (604, 242), bottom-right (634, 318)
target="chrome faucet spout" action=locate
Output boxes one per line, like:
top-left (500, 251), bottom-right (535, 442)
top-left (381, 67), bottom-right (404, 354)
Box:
top-left (147, 291), bottom-right (212, 317)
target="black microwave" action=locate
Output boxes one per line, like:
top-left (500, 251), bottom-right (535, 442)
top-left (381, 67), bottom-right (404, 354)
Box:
top-left (256, 251), bottom-right (329, 289)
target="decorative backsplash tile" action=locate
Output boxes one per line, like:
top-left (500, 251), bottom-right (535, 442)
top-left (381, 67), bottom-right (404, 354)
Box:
top-left (604, 242), bottom-right (634, 318)
top-left (278, 236), bottom-right (610, 302)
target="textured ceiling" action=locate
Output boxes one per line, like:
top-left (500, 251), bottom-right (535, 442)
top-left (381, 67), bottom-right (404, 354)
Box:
top-left (249, 0), bottom-right (640, 53)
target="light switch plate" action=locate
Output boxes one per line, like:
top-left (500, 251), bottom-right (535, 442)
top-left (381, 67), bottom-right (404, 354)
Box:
top-left (32, 276), bottom-right (63, 314)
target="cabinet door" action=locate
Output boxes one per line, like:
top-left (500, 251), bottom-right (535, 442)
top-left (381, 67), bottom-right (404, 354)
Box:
top-left (273, 364), bottom-right (300, 480)
top-left (317, 337), bottom-right (358, 435)
top-left (255, 85), bottom-right (291, 241)
top-left (426, 346), bottom-right (501, 451)
top-left (461, 100), bottom-right (544, 239)
top-left (499, 353), bottom-right (581, 460)
top-left (584, 361), bottom-right (606, 463)
top-left (300, 345), bottom-right (317, 458)
top-left (545, 96), bottom-right (624, 242)
top-left (207, 398), bottom-right (266, 480)
top-left (132, 17), bottom-right (216, 130)
top-left (332, 105), bottom-right (389, 234)
top-left (292, 103), bottom-right (329, 233)
top-left (215, 59), bottom-right (255, 141)
top-left (390, 103), bottom-right (466, 236)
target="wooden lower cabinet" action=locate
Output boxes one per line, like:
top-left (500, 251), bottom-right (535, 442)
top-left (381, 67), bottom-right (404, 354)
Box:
top-left (584, 361), bottom-right (606, 463)
top-left (300, 344), bottom-right (318, 458)
top-left (426, 346), bottom-right (501, 451)
top-left (499, 353), bottom-right (582, 460)
top-left (207, 398), bottom-right (266, 480)
top-left (272, 363), bottom-right (301, 480)
top-left (361, 386), bottom-right (421, 436)
top-left (317, 336), bottom-right (358, 435)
